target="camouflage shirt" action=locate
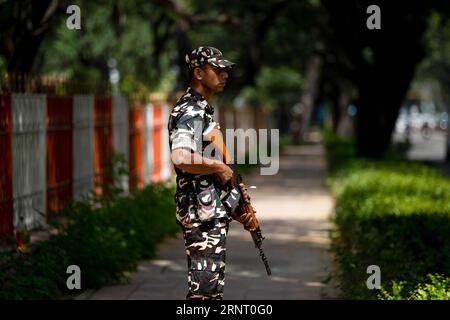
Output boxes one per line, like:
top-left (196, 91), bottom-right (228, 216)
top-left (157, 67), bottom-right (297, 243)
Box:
top-left (168, 87), bottom-right (230, 226)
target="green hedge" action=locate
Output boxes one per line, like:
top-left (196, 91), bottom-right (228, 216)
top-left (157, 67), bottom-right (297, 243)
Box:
top-left (325, 132), bottom-right (450, 299)
top-left (0, 183), bottom-right (178, 300)
top-left (379, 274), bottom-right (450, 300)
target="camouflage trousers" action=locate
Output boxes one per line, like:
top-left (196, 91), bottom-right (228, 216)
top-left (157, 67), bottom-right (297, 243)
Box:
top-left (182, 218), bottom-right (229, 300)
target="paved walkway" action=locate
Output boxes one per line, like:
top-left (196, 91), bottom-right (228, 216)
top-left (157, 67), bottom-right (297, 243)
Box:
top-left (87, 144), bottom-right (338, 300)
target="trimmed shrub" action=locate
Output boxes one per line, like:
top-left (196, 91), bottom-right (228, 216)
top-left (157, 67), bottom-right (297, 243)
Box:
top-left (379, 274), bottom-right (450, 300)
top-left (325, 132), bottom-right (450, 299)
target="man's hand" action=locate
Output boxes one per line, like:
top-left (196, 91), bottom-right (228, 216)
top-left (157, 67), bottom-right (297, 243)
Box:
top-left (233, 183), bottom-right (255, 230)
top-left (233, 206), bottom-right (255, 230)
top-left (237, 209), bottom-right (254, 229)
top-left (215, 163), bottom-right (233, 185)
top-left (238, 183), bottom-right (249, 201)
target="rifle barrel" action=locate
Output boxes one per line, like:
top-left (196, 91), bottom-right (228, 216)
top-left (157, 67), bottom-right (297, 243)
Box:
top-left (259, 247), bottom-right (272, 276)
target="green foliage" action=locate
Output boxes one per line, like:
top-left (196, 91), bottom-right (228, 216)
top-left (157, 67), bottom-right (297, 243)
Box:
top-left (0, 154), bottom-right (178, 299)
top-left (416, 10), bottom-right (450, 84)
top-left (38, 1), bottom-right (177, 95)
top-left (255, 67), bottom-right (303, 108)
top-left (325, 132), bottom-right (450, 300)
top-left (256, 66), bottom-right (303, 94)
top-left (0, 238), bottom-right (70, 299)
top-left (279, 134), bottom-right (293, 154)
top-left (239, 87), bottom-right (262, 109)
top-left (323, 130), bottom-right (356, 174)
top-left (239, 67), bottom-right (303, 109)
top-left (379, 274), bottom-right (450, 300)
top-left (34, 0), bottom-right (322, 100)
top-left (413, 10), bottom-right (450, 112)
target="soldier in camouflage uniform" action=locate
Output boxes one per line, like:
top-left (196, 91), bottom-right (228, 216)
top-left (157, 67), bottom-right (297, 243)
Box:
top-left (168, 47), bottom-right (251, 300)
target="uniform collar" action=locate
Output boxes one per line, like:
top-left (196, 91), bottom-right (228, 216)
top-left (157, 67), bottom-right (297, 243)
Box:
top-left (186, 87), bottom-right (205, 101)
top-left (186, 87), bottom-right (214, 114)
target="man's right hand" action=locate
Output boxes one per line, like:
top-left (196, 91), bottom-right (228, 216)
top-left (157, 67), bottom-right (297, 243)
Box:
top-left (215, 163), bottom-right (233, 185)
top-left (233, 208), bottom-right (254, 230)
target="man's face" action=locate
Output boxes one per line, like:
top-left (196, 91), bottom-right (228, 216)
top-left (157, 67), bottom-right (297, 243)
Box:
top-left (197, 64), bottom-right (229, 93)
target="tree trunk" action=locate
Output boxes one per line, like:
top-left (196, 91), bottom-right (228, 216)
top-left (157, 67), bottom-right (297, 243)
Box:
top-left (296, 54), bottom-right (322, 143)
top-left (318, 75), bottom-right (340, 133)
top-left (336, 81), bottom-right (353, 138)
top-left (321, 0), bottom-right (434, 158)
top-left (355, 99), bottom-right (395, 159)
top-left (1, 0), bottom-right (60, 75)
top-left (174, 23), bottom-right (191, 90)
top-left (356, 66), bottom-right (415, 158)
top-left (278, 103), bottom-right (290, 136)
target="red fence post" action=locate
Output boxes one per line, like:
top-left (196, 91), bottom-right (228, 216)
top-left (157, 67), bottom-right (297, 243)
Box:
top-left (152, 104), bottom-right (163, 182)
top-left (94, 97), bottom-right (113, 196)
top-left (46, 96), bottom-right (73, 217)
top-left (129, 107), bottom-right (145, 191)
top-left (0, 94), bottom-right (13, 239)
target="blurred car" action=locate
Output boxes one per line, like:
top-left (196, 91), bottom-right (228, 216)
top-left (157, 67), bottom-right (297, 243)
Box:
top-left (438, 112), bottom-right (448, 130)
top-left (395, 106), bottom-right (441, 134)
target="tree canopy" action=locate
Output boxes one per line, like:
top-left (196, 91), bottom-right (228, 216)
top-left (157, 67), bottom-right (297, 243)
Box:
top-left (1, 0), bottom-right (449, 158)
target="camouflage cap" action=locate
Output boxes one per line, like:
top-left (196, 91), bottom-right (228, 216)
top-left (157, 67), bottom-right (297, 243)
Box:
top-left (185, 46), bottom-right (236, 70)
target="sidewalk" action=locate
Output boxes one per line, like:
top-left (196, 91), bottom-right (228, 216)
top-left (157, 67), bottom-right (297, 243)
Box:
top-left (87, 144), bottom-right (338, 300)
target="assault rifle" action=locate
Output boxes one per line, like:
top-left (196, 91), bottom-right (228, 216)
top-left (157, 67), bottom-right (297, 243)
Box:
top-left (204, 123), bottom-right (271, 276)
top-left (230, 165), bottom-right (272, 276)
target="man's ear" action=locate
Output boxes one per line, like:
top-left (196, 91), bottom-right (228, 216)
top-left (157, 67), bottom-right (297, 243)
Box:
top-left (193, 67), bottom-right (203, 81)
